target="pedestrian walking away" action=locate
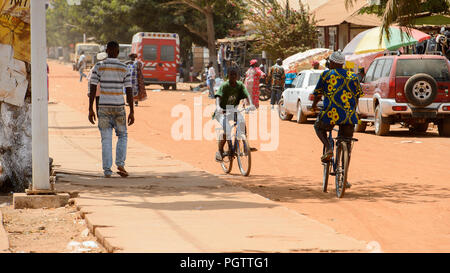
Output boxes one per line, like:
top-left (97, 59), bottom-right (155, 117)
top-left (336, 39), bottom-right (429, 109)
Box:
top-left (88, 41), bottom-right (135, 178)
top-left (78, 51), bottom-right (87, 82)
top-left (126, 53), bottom-right (148, 107)
top-left (267, 58), bottom-right (285, 108)
top-left (207, 61), bottom-right (216, 99)
top-left (244, 59), bottom-right (265, 108)
top-left (311, 50), bottom-right (363, 166)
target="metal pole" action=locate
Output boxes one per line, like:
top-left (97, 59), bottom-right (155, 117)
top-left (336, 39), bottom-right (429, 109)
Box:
top-left (31, 0), bottom-right (50, 191)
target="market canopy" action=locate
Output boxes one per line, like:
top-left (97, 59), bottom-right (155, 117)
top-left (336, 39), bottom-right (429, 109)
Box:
top-left (343, 26), bottom-right (431, 55)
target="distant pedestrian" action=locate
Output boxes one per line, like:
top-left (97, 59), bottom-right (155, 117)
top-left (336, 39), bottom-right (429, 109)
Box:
top-left (312, 60), bottom-right (320, 70)
top-left (267, 58), bottom-right (285, 108)
top-left (126, 53), bottom-right (147, 107)
top-left (88, 41), bottom-right (134, 178)
top-left (78, 51), bottom-right (87, 82)
top-left (244, 59), bottom-right (265, 108)
top-left (284, 68), bottom-right (297, 89)
top-left (87, 52), bottom-right (108, 113)
top-left (207, 61), bottom-right (216, 98)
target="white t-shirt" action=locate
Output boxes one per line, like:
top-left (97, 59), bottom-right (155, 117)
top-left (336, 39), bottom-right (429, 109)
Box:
top-left (208, 67), bottom-right (215, 80)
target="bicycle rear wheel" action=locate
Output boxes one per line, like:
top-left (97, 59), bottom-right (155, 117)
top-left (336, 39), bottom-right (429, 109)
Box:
top-left (335, 142), bottom-right (349, 198)
top-left (220, 140), bottom-right (233, 174)
top-left (236, 136), bottom-right (251, 176)
top-left (322, 161), bottom-right (331, 193)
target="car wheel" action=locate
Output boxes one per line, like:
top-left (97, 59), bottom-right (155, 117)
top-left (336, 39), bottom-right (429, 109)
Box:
top-left (278, 98), bottom-right (293, 121)
top-left (296, 101), bottom-right (307, 124)
top-left (438, 118), bottom-right (450, 137)
top-left (374, 105), bottom-right (390, 136)
top-left (355, 121), bottom-right (367, 133)
top-left (409, 122), bottom-right (429, 133)
top-left (163, 84), bottom-right (170, 90)
top-left (404, 73), bottom-right (437, 107)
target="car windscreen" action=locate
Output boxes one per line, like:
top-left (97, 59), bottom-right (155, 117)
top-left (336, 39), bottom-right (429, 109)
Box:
top-left (396, 59), bottom-right (450, 81)
top-left (308, 73), bottom-right (321, 87)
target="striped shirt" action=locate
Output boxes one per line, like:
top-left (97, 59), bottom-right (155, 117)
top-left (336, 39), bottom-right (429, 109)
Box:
top-left (90, 58), bottom-right (131, 107)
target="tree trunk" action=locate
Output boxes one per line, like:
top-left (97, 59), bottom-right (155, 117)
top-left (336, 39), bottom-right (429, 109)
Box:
top-left (0, 102), bottom-right (32, 192)
top-left (205, 8), bottom-right (218, 76)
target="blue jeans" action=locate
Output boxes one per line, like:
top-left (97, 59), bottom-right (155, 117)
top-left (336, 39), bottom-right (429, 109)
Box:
top-left (208, 78), bottom-right (215, 98)
top-left (97, 107), bottom-right (128, 176)
top-left (79, 68), bottom-right (87, 82)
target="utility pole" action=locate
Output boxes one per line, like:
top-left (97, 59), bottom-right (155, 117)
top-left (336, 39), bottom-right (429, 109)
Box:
top-left (31, 0), bottom-right (50, 191)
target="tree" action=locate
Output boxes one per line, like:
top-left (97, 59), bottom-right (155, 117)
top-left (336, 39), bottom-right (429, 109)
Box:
top-left (46, 0), bottom-right (244, 78)
top-left (164, 0), bottom-right (244, 72)
top-left (243, 0), bottom-right (318, 60)
top-left (346, 0), bottom-right (450, 40)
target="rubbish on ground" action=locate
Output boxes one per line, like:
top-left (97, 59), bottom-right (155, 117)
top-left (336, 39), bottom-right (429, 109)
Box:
top-left (400, 140), bottom-right (422, 144)
top-left (153, 89), bottom-right (161, 92)
top-left (82, 241), bottom-right (99, 249)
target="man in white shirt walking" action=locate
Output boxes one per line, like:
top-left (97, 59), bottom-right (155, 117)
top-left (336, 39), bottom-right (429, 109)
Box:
top-left (207, 61), bottom-right (216, 99)
top-left (78, 51), bottom-right (87, 82)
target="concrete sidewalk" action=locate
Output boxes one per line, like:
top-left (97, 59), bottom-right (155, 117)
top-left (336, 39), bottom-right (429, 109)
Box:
top-left (49, 102), bottom-right (367, 253)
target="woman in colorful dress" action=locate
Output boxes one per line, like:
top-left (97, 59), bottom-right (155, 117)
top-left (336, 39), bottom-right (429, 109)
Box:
top-left (244, 59), bottom-right (265, 109)
top-left (126, 53), bottom-right (147, 106)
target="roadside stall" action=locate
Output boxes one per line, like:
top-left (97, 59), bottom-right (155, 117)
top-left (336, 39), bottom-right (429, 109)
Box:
top-left (216, 34), bottom-right (260, 77)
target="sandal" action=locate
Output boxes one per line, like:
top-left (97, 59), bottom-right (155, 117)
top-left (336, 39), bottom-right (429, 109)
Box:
top-left (116, 166), bottom-right (129, 177)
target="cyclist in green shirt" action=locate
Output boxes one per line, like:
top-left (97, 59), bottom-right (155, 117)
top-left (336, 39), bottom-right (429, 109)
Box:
top-left (214, 68), bottom-right (256, 162)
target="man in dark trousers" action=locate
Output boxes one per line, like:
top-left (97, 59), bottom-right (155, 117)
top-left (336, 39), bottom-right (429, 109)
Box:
top-left (88, 41), bottom-right (134, 178)
top-left (267, 58), bottom-right (285, 109)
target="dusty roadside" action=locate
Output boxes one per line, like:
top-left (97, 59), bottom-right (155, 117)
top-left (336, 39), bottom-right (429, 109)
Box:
top-left (0, 194), bottom-right (106, 253)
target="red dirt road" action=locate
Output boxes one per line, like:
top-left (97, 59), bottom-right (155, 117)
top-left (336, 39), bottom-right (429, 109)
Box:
top-left (49, 60), bottom-right (450, 252)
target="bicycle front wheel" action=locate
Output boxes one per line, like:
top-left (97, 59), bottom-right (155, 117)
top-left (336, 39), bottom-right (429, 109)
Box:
top-left (335, 142), bottom-right (349, 198)
top-left (236, 136), bottom-right (251, 176)
top-left (220, 140), bottom-right (233, 174)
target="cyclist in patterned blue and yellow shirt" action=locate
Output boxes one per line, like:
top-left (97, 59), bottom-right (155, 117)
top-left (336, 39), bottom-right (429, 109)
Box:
top-left (311, 51), bottom-right (363, 163)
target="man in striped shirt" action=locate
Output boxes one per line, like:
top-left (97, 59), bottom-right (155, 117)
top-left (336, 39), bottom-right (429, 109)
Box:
top-left (88, 41), bottom-right (135, 178)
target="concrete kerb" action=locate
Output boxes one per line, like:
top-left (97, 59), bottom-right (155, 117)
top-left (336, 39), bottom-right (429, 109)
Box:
top-left (0, 211), bottom-right (10, 253)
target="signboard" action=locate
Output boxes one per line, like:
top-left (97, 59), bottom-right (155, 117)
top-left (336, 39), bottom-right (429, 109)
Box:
top-left (0, 0), bottom-right (30, 106)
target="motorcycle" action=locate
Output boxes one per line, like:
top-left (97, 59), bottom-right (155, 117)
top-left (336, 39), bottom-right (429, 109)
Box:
top-left (259, 79), bottom-right (271, 101)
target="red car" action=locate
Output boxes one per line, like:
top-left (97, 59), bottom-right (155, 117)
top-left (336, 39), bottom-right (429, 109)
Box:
top-left (357, 54), bottom-right (450, 136)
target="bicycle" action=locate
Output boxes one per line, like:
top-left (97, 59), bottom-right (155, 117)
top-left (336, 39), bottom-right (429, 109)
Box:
top-left (322, 128), bottom-right (358, 198)
top-left (218, 107), bottom-right (252, 176)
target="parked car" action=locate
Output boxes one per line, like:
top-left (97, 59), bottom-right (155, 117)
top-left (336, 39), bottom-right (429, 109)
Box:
top-left (357, 54), bottom-right (450, 136)
top-left (278, 69), bottom-right (324, 123)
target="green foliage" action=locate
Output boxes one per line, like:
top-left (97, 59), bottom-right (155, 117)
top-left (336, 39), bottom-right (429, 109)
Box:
top-left (243, 0), bottom-right (317, 60)
top-left (358, 0), bottom-right (449, 17)
top-left (46, 0), bottom-right (244, 62)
